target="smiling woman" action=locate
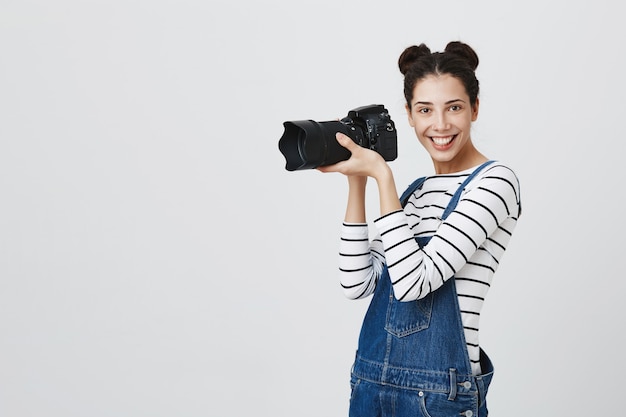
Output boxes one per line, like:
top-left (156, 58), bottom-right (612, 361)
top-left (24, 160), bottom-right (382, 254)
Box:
top-left (318, 41), bottom-right (522, 417)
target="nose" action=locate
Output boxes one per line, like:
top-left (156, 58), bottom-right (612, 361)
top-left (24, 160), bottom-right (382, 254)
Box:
top-left (432, 112), bottom-right (450, 131)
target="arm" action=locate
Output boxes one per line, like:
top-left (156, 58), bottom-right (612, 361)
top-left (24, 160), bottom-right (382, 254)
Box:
top-left (377, 165), bottom-right (521, 301)
top-left (319, 133), bottom-right (402, 217)
top-left (337, 223), bottom-right (384, 299)
top-left (344, 176), bottom-right (367, 223)
top-left (319, 132), bottom-right (401, 299)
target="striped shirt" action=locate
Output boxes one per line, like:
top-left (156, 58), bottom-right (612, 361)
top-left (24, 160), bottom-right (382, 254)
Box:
top-left (338, 162), bottom-right (521, 375)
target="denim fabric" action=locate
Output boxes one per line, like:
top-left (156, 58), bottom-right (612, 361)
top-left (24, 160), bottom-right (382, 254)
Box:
top-left (349, 161), bottom-right (495, 417)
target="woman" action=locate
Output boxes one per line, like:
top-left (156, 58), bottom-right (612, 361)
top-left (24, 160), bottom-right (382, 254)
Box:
top-left (319, 41), bottom-right (522, 416)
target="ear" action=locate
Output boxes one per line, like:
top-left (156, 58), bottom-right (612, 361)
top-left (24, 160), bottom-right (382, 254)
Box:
top-left (406, 104), bottom-right (415, 127)
top-left (471, 98), bottom-right (480, 121)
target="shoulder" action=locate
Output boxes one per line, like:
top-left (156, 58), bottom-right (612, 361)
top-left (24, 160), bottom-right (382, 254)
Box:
top-left (470, 160), bottom-right (522, 215)
top-left (477, 161), bottom-right (521, 192)
top-left (482, 160), bottom-right (519, 178)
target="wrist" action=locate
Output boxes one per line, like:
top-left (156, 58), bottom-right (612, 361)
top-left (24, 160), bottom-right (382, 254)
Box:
top-left (373, 163), bottom-right (393, 186)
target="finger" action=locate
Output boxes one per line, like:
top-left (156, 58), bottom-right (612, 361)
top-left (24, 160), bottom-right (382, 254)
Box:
top-left (317, 159), bottom-right (347, 173)
top-left (336, 132), bottom-right (355, 149)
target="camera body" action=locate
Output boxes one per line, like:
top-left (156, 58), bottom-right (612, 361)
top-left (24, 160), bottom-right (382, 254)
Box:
top-left (278, 104), bottom-right (397, 171)
top-left (341, 104), bottom-right (398, 161)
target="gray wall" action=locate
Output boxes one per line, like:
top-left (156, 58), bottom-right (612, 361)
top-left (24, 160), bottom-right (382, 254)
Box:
top-left (1, 0), bottom-right (622, 415)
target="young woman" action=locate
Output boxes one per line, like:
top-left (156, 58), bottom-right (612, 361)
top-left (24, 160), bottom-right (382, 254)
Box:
top-left (319, 41), bottom-right (522, 416)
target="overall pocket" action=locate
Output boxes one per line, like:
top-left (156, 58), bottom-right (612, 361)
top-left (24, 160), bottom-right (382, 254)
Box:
top-left (384, 290), bottom-right (433, 337)
top-left (418, 390), bottom-right (476, 417)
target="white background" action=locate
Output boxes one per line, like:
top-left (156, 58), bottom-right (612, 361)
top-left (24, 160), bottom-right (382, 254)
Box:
top-left (1, 0), bottom-right (624, 416)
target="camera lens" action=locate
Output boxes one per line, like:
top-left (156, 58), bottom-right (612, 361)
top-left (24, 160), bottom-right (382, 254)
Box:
top-left (297, 129), bottom-right (309, 165)
top-left (279, 120), bottom-right (353, 171)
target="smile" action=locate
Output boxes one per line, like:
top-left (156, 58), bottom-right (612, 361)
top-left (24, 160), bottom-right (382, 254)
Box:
top-left (431, 135), bottom-right (456, 146)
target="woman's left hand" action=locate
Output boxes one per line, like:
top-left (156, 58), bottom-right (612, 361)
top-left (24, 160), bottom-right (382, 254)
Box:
top-left (318, 132), bottom-right (389, 180)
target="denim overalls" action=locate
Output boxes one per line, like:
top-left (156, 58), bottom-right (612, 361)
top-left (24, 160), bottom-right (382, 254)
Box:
top-left (349, 161), bottom-right (495, 417)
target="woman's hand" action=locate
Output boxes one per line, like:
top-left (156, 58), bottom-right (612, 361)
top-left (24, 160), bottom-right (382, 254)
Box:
top-left (317, 133), bottom-right (390, 181)
top-left (319, 132), bottom-right (401, 217)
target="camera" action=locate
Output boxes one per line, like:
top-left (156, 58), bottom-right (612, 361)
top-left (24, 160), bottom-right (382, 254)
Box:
top-left (278, 104), bottom-right (397, 171)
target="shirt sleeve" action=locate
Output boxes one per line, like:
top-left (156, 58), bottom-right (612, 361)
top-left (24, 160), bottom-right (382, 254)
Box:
top-left (374, 165), bottom-right (521, 302)
top-left (338, 223), bottom-right (385, 300)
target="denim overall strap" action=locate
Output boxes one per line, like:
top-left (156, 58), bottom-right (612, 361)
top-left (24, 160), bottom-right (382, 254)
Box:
top-left (399, 177), bottom-right (427, 207)
top-left (350, 161), bottom-right (497, 416)
top-left (441, 160), bottom-right (495, 220)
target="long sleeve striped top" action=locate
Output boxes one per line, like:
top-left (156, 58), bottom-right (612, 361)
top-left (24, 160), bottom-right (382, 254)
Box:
top-left (338, 162), bottom-right (521, 375)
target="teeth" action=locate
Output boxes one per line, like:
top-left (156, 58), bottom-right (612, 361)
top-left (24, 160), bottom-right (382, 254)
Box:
top-left (432, 136), bottom-right (453, 146)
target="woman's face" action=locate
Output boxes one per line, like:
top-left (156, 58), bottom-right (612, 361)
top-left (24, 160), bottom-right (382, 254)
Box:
top-left (406, 74), bottom-right (479, 173)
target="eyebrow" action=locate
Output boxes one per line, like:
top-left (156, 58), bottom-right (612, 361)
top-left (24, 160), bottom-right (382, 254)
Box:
top-left (413, 98), bottom-right (467, 106)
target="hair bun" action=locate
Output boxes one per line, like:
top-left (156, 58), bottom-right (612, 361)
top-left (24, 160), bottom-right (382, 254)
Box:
top-left (398, 44), bottom-right (431, 75)
top-left (444, 41), bottom-right (479, 70)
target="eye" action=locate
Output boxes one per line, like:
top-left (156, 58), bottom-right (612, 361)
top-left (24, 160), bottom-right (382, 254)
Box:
top-left (417, 107), bottom-right (430, 114)
top-left (449, 104), bottom-right (462, 112)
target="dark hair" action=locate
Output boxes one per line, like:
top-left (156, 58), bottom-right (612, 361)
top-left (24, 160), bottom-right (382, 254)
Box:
top-left (398, 41), bottom-right (480, 109)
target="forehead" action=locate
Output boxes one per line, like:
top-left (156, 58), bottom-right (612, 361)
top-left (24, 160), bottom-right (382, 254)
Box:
top-left (412, 74), bottom-right (468, 103)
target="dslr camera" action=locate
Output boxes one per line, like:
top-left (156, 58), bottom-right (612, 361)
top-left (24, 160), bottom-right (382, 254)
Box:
top-left (278, 104), bottom-right (397, 171)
